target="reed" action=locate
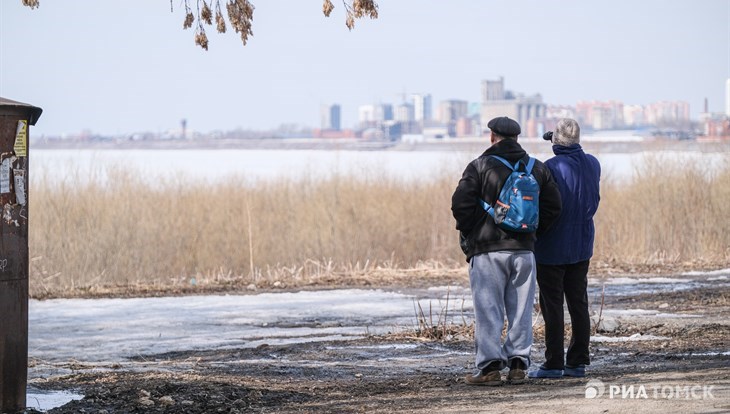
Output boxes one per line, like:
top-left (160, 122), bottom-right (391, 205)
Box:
top-left (28, 154), bottom-right (730, 297)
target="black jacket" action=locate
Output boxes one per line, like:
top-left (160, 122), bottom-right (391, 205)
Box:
top-left (451, 138), bottom-right (562, 261)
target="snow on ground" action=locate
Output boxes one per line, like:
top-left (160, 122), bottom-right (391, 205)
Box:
top-left (683, 268), bottom-right (730, 277)
top-left (26, 390), bottom-right (83, 412)
top-left (27, 271), bottom-right (725, 366)
top-left (602, 309), bottom-right (702, 318)
top-left (596, 277), bottom-right (693, 285)
top-left (29, 289), bottom-right (467, 363)
top-left (591, 333), bottom-right (670, 342)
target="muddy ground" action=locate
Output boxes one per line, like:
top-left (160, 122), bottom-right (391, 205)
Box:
top-left (29, 284), bottom-right (730, 413)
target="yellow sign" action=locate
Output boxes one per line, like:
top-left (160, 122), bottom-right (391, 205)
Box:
top-left (14, 120), bottom-right (28, 157)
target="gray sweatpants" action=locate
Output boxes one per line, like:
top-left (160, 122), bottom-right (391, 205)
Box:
top-left (469, 250), bottom-right (536, 370)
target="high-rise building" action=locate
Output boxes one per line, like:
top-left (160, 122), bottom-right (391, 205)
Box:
top-left (482, 77), bottom-right (505, 101)
top-left (375, 104), bottom-right (393, 122)
top-left (644, 101), bottom-right (690, 127)
top-left (395, 103), bottom-right (415, 122)
top-left (358, 103), bottom-right (394, 129)
top-left (726, 78), bottom-right (730, 117)
top-left (437, 100), bottom-right (469, 124)
top-left (623, 104), bottom-right (645, 127)
top-left (358, 104), bottom-right (376, 127)
top-left (576, 101), bottom-right (625, 130)
top-left (321, 104), bottom-right (341, 130)
top-left (412, 94), bottom-right (432, 123)
top-left (480, 77), bottom-right (545, 134)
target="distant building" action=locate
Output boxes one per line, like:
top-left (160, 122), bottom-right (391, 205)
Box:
top-left (701, 117), bottom-right (730, 141)
top-left (455, 116), bottom-right (476, 137)
top-left (395, 103), bottom-right (415, 123)
top-left (412, 94), bottom-right (433, 123)
top-left (437, 100), bottom-right (469, 124)
top-left (480, 77), bottom-right (545, 134)
top-left (482, 77), bottom-right (505, 102)
top-left (623, 104), bottom-right (645, 128)
top-left (644, 101), bottom-right (690, 128)
top-left (726, 78), bottom-right (730, 117)
top-left (576, 101), bottom-right (624, 130)
top-left (358, 104), bottom-right (377, 128)
top-left (468, 102), bottom-right (481, 118)
top-left (376, 104), bottom-right (393, 122)
top-left (358, 103), bottom-right (393, 129)
top-left (321, 104), bottom-right (341, 131)
top-left (423, 125), bottom-right (449, 139)
top-left (545, 105), bottom-right (576, 120)
top-left (312, 128), bottom-right (356, 139)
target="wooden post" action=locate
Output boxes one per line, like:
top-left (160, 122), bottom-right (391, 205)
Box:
top-left (0, 98), bottom-right (41, 414)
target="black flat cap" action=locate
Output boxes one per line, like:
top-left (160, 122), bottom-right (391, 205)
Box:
top-left (487, 116), bottom-right (521, 137)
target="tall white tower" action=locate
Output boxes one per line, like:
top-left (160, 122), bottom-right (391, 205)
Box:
top-left (412, 93), bottom-right (432, 123)
top-left (726, 78), bottom-right (730, 116)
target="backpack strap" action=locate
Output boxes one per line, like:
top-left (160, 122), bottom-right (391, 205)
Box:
top-left (480, 155), bottom-right (516, 216)
top-left (489, 155), bottom-right (516, 171)
top-left (491, 155), bottom-right (536, 175)
top-left (479, 198), bottom-right (494, 215)
top-left (524, 157), bottom-right (535, 175)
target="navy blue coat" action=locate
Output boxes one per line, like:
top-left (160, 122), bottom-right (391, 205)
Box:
top-left (534, 144), bottom-right (601, 265)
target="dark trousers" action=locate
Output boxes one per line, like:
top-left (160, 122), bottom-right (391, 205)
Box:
top-left (536, 260), bottom-right (591, 369)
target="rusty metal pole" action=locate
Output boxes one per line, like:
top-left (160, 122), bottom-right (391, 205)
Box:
top-left (0, 98), bottom-right (41, 414)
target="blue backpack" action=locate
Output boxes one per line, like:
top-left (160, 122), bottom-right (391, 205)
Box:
top-left (479, 155), bottom-right (540, 233)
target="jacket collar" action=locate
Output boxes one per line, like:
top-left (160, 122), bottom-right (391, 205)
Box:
top-left (482, 138), bottom-right (527, 162)
top-left (552, 143), bottom-right (583, 155)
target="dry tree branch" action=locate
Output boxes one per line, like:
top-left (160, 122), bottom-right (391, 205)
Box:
top-left (21, 0), bottom-right (378, 50)
top-left (22, 0), bottom-right (39, 9)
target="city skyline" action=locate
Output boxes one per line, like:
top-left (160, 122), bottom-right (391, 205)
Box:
top-left (1, 1), bottom-right (729, 136)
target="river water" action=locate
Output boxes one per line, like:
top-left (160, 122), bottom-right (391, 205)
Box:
top-left (30, 147), bottom-right (729, 185)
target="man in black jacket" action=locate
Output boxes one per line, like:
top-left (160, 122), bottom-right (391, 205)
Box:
top-left (452, 116), bottom-right (561, 385)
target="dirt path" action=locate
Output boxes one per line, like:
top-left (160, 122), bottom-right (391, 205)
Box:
top-left (30, 282), bottom-right (729, 413)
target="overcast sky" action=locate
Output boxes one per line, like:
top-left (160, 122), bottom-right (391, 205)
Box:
top-left (1, 0), bottom-right (729, 136)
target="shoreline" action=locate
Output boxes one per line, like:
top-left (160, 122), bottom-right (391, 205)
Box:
top-left (30, 262), bottom-right (730, 300)
top-left (30, 136), bottom-right (730, 154)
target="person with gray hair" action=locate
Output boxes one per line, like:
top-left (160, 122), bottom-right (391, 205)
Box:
top-left (529, 118), bottom-right (601, 379)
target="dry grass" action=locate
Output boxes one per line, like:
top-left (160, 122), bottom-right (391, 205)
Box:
top-left (594, 154), bottom-right (730, 265)
top-left (28, 154), bottom-right (730, 297)
top-left (29, 167), bottom-right (462, 297)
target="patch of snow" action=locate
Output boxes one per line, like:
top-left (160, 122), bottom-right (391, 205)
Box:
top-left (653, 313), bottom-right (702, 318)
top-left (29, 289), bottom-right (472, 364)
top-left (591, 333), bottom-right (670, 342)
top-left (682, 268), bottom-right (730, 277)
top-left (679, 351), bottom-right (730, 357)
top-left (427, 286), bottom-right (466, 292)
top-left (326, 343), bottom-right (419, 351)
top-left (26, 390), bottom-right (83, 412)
top-left (603, 309), bottom-right (658, 316)
top-left (602, 309), bottom-right (702, 319)
top-left (598, 277), bottom-right (693, 285)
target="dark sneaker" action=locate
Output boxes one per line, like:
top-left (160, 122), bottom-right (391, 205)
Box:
top-left (507, 368), bottom-right (526, 384)
top-left (464, 369), bottom-right (502, 386)
top-left (527, 365), bottom-right (563, 379)
top-left (507, 358), bottom-right (527, 384)
top-left (563, 365), bottom-right (586, 377)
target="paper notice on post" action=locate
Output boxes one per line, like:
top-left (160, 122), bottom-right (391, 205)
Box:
top-left (14, 120), bottom-right (28, 157)
top-left (0, 158), bottom-right (11, 194)
top-left (13, 169), bottom-right (26, 206)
